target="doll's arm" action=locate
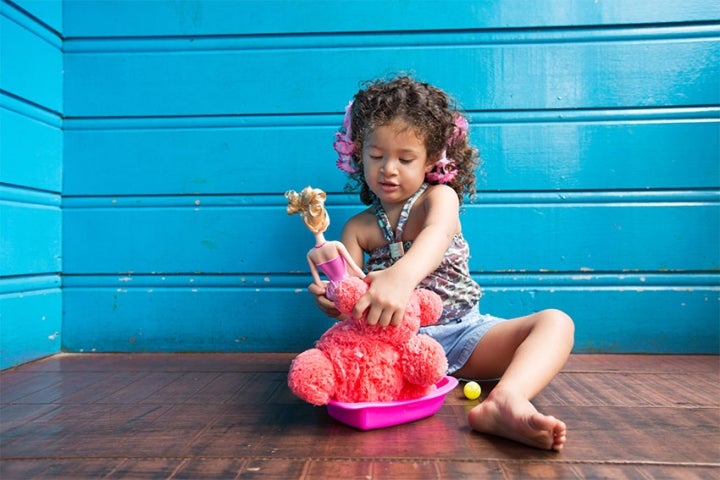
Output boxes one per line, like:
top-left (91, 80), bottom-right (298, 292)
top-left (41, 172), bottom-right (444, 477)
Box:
top-left (336, 242), bottom-right (365, 278)
top-left (306, 255), bottom-right (324, 287)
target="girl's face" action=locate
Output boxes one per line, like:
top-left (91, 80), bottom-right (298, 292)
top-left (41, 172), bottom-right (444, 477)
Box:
top-left (362, 119), bottom-right (434, 207)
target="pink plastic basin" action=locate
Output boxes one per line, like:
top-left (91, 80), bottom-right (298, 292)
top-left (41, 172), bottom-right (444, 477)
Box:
top-left (326, 376), bottom-right (459, 430)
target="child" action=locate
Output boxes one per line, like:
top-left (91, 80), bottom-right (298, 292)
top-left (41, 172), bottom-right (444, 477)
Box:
top-left (309, 75), bottom-right (575, 451)
top-left (286, 186), bottom-right (365, 301)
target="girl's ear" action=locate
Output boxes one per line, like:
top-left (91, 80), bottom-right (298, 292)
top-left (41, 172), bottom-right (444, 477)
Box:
top-left (424, 155), bottom-right (438, 173)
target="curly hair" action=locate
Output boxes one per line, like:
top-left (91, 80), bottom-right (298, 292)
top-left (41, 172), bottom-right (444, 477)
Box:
top-left (285, 186), bottom-right (329, 234)
top-left (343, 75), bottom-right (480, 205)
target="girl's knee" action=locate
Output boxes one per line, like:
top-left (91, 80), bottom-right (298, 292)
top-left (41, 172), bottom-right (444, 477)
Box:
top-left (538, 309), bottom-right (575, 335)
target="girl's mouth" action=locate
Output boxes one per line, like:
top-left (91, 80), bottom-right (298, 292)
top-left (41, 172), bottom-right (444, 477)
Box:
top-left (379, 182), bottom-right (398, 192)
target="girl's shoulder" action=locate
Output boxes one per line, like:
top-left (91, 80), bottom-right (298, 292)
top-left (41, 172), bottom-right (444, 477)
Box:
top-left (419, 183), bottom-right (460, 211)
top-left (423, 183), bottom-right (459, 199)
top-left (411, 184), bottom-right (461, 236)
top-left (344, 206), bottom-right (376, 230)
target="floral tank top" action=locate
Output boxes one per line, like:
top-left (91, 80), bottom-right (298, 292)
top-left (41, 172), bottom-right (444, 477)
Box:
top-left (365, 183), bottom-right (482, 323)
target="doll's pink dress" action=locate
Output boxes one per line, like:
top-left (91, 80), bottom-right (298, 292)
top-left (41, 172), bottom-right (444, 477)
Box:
top-left (316, 253), bottom-right (349, 301)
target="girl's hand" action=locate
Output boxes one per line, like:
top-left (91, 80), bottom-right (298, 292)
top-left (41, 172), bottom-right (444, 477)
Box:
top-left (352, 269), bottom-right (414, 327)
top-left (308, 281), bottom-right (343, 319)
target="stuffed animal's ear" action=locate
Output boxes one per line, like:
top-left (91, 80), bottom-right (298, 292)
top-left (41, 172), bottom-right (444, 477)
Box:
top-left (414, 289), bottom-right (443, 326)
top-left (332, 277), bottom-right (368, 315)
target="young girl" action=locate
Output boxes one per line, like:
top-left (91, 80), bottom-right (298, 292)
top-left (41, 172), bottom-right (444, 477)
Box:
top-left (309, 75), bottom-right (575, 451)
top-left (286, 186), bottom-right (366, 300)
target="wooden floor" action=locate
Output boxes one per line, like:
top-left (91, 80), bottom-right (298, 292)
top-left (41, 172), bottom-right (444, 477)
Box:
top-left (0, 353), bottom-right (718, 479)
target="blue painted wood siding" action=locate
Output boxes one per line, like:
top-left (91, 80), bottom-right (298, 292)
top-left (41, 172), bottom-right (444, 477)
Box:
top-left (61, 0), bottom-right (719, 354)
top-left (0, 0), bottom-right (63, 369)
top-left (4, 0), bottom-right (718, 363)
top-left (64, 1), bottom-right (720, 352)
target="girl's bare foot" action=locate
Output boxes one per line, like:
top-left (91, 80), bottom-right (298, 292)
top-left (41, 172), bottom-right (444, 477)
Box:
top-left (467, 387), bottom-right (567, 451)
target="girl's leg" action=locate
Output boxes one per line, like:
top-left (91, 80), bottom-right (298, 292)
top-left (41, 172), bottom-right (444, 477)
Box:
top-left (454, 309), bottom-right (574, 451)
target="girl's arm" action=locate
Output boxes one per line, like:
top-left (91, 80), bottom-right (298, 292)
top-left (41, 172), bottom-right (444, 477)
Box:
top-left (308, 281), bottom-right (343, 319)
top-left (352, 185), bottom-right (460, 326)
top-left (340, 210), bottom-right (373, 268)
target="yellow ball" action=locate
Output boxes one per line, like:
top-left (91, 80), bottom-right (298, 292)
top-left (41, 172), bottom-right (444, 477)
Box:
top-left (463, 381), bottom-right (482, 400)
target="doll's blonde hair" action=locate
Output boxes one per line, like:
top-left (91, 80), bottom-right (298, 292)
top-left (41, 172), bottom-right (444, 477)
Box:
top-left (285, 186), bottom-right (329, 234)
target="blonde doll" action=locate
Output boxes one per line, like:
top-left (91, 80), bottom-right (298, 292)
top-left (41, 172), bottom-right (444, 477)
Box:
top-left (285, 186), bottom-right (365, 300)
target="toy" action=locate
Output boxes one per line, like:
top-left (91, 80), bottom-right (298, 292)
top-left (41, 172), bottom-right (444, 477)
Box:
top-left (285, 186), bottom-right (365, 300)
top-left (463, 381), bottom-right (482, 400)
top-left (326, 376), bottom-right (458, 430)
top-left (288, 276), bottom-right (448, 405)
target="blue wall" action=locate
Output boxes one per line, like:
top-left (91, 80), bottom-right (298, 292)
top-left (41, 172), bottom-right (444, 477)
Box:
top-left (1, 0), bottom-right (718, 367)
top-left (0, 0), bottom-right (63, 369)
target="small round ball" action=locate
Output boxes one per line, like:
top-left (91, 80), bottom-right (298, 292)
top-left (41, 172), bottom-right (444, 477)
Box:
top-left (463, 381), bottom-right (482, 400)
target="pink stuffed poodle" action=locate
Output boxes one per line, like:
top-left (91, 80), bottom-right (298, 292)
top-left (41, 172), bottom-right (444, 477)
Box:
top-left (288, 276), bottom-right (448, 405)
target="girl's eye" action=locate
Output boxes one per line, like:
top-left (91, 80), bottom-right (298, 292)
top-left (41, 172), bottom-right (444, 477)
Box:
top-left (400, 158), bottom-right (413, 164)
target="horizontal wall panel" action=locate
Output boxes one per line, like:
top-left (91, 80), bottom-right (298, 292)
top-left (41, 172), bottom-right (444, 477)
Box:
top-left (62, 0), bottom-right (720, 37)
top-left (11, 0), bottom-right (62, 34)
top-left (463, 201), bottom-right (719, 274)
top-left (61, 287), bottom-right (324, 354)
top-left (62, 201), bottom-right (719, 275)
top-left (0, 274), bottom-right (61, 295)
top-left (63, 120), bottom-right (344, 196)
top-left (61, 282), bottom-right (719, 354)
top-left (0, 197), bottom-right (61, 277)
top-left (0, 103), bottom-right (62, 193)
top-left (63, 114), bottom-right (719, 195)
top-left (479, 286), bottom-right (719, 354)
top-left (0, 12), bottom-right (62, 113)
top-left (63, 24), bottom-right (720, 54)
top-left (63, 34), bottom-right (720, 116)
top-left (0, 287), bottom-right (62, 369)
top-left (477, 116), bottom-right (720, 191)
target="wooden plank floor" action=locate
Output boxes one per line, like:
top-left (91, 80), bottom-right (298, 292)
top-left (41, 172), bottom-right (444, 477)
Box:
top-left (1, 353), bottom-right (718, 479)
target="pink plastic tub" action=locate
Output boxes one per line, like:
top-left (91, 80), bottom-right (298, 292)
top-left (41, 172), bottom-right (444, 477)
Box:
top-left (326, 376), bottom-right (459, 430)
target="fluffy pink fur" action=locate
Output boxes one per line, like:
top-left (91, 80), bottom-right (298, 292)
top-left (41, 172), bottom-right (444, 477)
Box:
top-left (288, 277), bottom-right (448, 405)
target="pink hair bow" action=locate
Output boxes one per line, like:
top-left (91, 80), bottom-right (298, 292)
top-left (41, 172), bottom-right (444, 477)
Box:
top-left (426, 114), bottom-right (468, 184)
top-left (334, 101), bottom-right (357, 174)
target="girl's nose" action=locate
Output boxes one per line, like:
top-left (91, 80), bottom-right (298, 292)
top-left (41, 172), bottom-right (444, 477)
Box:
top-left (381, 158), bottom-right (397, 174)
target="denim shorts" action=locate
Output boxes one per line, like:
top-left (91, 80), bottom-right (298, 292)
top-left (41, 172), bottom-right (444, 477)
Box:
top-left (419, 304), bottom-right (507, 375)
